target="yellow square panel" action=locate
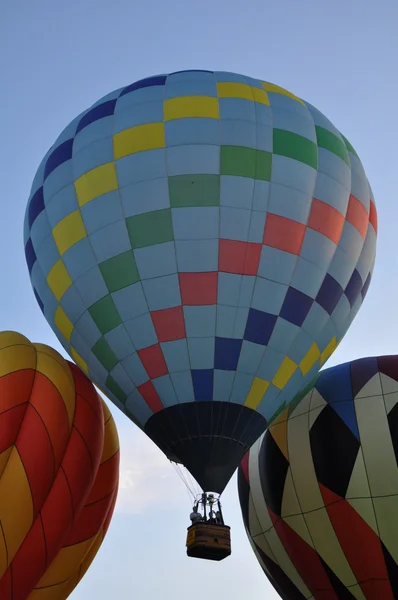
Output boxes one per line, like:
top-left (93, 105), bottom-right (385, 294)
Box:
top-left (164, 96), bottom-right (219, 121)
top-left (245, 377), bottom-right (270, 410)
top-left (74, 162), bottom-right (118, 207)
top-left (71, 347), bottom-right (88, 374)
top-left (261, 82), bottom-right (306, 106)
top-left (273, 357), bottom-right (297, 390)
top-left (320, 336), bottom-right (337, 366)
top-left (299, 343), bottom-right (321, 376)
top-left (113, 123), bottom-right (165, 159)
top-left (47, 259), bottom-right (72, 301)
top-left (54, 306), bottom-right (74, 343)
top-left (217, 82), bottom-right (253, 101)
top-left (52, 211), bottom-right (87, 256)
top-left (251, 86), bottom-right (270, 106)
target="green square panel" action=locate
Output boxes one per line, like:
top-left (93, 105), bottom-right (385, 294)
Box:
top-left (89, 295), bottom-right (122, 334)
top-left (92, 337), bottom-right (118, 372)
top-left (221, 146), bottom-right (256, 178)
top-left (126, 209), bottom-right (174, 249)
top-left (99, 251), bottom-right (140, 293)
top-left (255, 150), bottom-right (272, 181)
top-left (106, 374), bottom-right (127, 403)
top-left (316, 126), bottom-right (350, 166)
top-left (169, 174), bottom-right (220, 207)
top-left (273, 129), bottom-right (318, 169)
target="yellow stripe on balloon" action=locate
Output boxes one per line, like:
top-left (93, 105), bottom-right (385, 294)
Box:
top-left (0, 342), bottom-right (36, 378)
top-left (0, 448), bottom-right (34, 574)
top-left (34, 345), bottom-right (76, 429)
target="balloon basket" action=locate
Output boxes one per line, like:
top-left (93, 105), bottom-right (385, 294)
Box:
top-left (186, 523), bottom-right (231, 561)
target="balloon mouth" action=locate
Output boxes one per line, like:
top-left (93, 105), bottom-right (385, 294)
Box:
top-left (144, 401), bottom-right (267, 493)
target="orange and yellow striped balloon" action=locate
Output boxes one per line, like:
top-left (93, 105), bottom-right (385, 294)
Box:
top-left (0, 331), bottom-right (120, 600)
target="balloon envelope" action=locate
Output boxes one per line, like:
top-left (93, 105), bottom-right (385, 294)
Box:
top-left (238, 356), bottom-right (398, 600)
top-left (0, 331), bottom-right (119, 600)
top-left (24, 70), bottom-right (377, 492)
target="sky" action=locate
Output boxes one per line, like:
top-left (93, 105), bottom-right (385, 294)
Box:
top-left (1, 0), bottom-right (398, 597)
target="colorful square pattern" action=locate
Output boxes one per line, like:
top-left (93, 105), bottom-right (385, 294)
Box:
top-left (24, 70), bottom-right (377, 429)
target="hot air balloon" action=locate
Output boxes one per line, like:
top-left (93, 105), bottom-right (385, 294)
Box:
top-left (238, 356), bottom-right (398, 600)
top-left (0, 331), bottom-right (119, 600)
top-left (24, 70), bottom-right (376, 557)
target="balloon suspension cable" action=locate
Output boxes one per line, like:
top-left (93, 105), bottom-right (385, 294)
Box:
top-left (190, 492), bottom-right (226, 526)
top-left (172, 462), bottom-right (201, 502)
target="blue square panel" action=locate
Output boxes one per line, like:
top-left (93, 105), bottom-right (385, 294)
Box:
top-left (318, 148), bottom-right (351, 192)
top-left (43, 161), bottom-right (74, 200)
top-left (230, 372), bottom-right (253, 404)
top-left (214, 337), bottom-right (242, 371)
top-left (253, 180), bottom-right (270, 211)
top-left (81, 191), bottom-right (124, 235)
top-left (125, 389), bottom-right (153, 426)
top-left (271, 107), bottom-right (316, 142)
top-left (165, 118), bottom-right (219, 146)
top-left (256, 125), bottom-right (273, 152)
top-left (301, 302), bottom-right (330, 339)
top-left (188, 338), bottom-right (215, 369)
top-left (220, 175), bottom-right (254, 209)
top-left (218, 99), bottom-right (255, 122)
top-left (117, 82), bottom-right (166, 108)
top-left (214, 71), bottom-right (248, 83)
top-left (192, 369), bottom-right (214, 401)
top-left (268, 317), bottom-right (300, 355)
top-left (74, 266), bottom-right (108, 308)
top-left (300, 228), bottom-right (337, 270)
top-left (161, 339), bottom-right (190, 373)
top-left (142, 273), bottom-right (181, 311)
top-left (135, 242), bottom-right (177, 279)
top-left (53, 236), bottom-right (94, 281)
top-left (356, 231), bottom-right (376, 281)
top-left (213, 370), bottom-right (235, 401)
top-left (248, 211), bottom-right (267, 243)
top-left (29, 206), bottom-right (49, 250)
top-left (344, 268), bottom-right (363, 307)
top-left (120, 177), bottom-right (170, 217)
top-left (60, 285), bottom-right (86, 325)
top-left (109, 364), bottom-right (132, 395)
top-left (268, 183), bottom-right (312, 225)
top-left (258, 384), bottom-right (281, 421)
top-left (46, 185), bottom-right (79, 228)
top-left (121, 352), bottom-right (149, 386)
top-left (256, 346), bottom-right (285, 381)
top-left (89, 220), bottom-right (131, 263)
top-left (74, 311), bottom-right (102, 347)
top-left (170, 371), bottom-right (195, 404)
top-left (175, 239), bottom-right (218, 272)
top-left (280, 287), bottom-right (313, 326)
top-left (313, 172), bottom-right (349, 214)
top-left (290, 256), bottom-right (326, 299)
top-left (114, 101), bottom-right (164, 132)
top-left (167, 144), bottom-right (220, 176)
top-left (73, 136), bottom-right (114, 179)
top-left (255, 104), bottom-right (272, 127)
top-left (35, 233), bottom-right (60, 275)
top-left (125, 312), bottom-right (157, 350)
top-left (70, 328), bottom-right (93, 360)
top-left (236, 340), bottom-right (264, 374)
top-left (316, 273), bottom-right (344, 315)
top-left (217, 273), bottom-right (242, 306)
top-left (337, 222), bottom-right (363, 263)
top-left (284, 328), bottom-right (313, 364)
top-left (271, 155), bottom-right (317, 196)
top-left (244, 308), bottom-right (277, 345)
top-left (73, 117), bottom-right (114, 153)
top-left (184, 306), bottom-right (216, 337)
top-left (216, 305), bottom-right (242, 339)
top-left (112, 282), bottom-right (148, 320)
top-left (165, 80), bottom-right (217, 97)
top-left (238, 277), bottom-right (255, 307)
top-left (251, 278), bottom-right (288, 315)
top-left (331, 294), bottom-right (350, 326)
top-left (220, 206), bottom-right (251, 242)
top-left (153, 375), bottom-right (178, 408)
top-left (257, 246), bottom-right (297, 285)
top-left (105, 324), bottom-right (133, 361)
top-left (172, 207), bottom-right (219, 240)
top-left (220, 119), bottom-right (256, 148)
top-left (327, 246), bottom-right (356, 289)
top-left (116, 149), bottom-right (167, 187)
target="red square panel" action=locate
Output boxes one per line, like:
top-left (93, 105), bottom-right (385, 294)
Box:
top-left (137, 344), bottom-right (168, 379)
top-left (369, 199), bottom-right (378, 233)
top-left (263, 214), bottom-right (306, 255)
top-left (179, 272), bottom-right (218, 305)
top-left (308, 198), bottom-right (345, 244)
top-left (346, 194), bottom-right (369, 239)
top-left (151, 306), bottom-right (186, 343)
top-left (219, 239), bottom-right (261, 275)
top-left (137, 380), bottom-right (163, 413)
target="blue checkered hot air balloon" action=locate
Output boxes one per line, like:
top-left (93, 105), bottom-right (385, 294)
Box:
top-left (24, 70), bottom-right (377, 494)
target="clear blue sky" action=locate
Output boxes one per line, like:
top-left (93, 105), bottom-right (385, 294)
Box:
top-left (1, 0), bottom-right (398, 598)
